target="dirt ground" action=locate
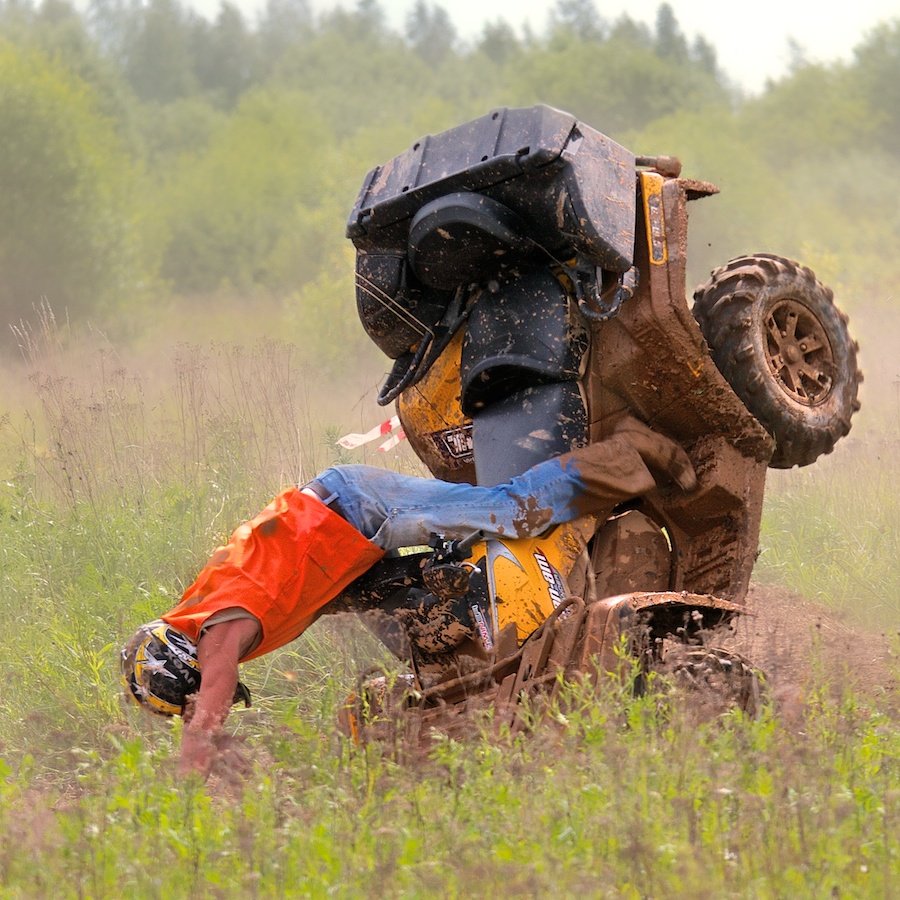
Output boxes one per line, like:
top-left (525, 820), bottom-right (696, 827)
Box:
top-left (719, 582), bottom-right (898, 717)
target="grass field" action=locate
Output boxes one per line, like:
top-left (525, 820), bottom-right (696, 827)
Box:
top-left (0, 329), bottom-right (896, 897)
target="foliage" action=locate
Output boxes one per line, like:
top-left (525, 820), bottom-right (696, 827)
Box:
top-left (849, 20), bottom-right (900, 154)
top-left (155, 87), bottom-right (333, 292)
top-left (0, 0), bottom-right (897, 350)
top-left (0, 39), bottom-right (147, 332)
top-left (511, 16), bottom-right (728, 137)
top-left (757, 439), bottom-right (900, 628)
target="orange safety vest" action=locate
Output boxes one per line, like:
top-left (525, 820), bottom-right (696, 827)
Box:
top-left (162, 488), bottom-right (385, 661)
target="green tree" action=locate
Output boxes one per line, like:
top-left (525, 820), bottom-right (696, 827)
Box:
top-left (0, 0), bottom-right (35, 39)
top-left (320, 0), bottom-right (387, 43)
top-left (507, 23), bottom-right (729, 138)
top-left (134, 94), bottom-right (224, 169)
top-left (269, 12), bottom-right (435, 138)
top-left (156, 88), bottom-right (333, 292)
top-left (0, 41), bottom-right (145, 333)
top-left (475, 19), bottom-right (520, 66)
top-left (654, 2), bottom-right (687, 62)
top-left (739, 62), bottom-right (873, 164)
top-left (1, 0), bottom-right (132, 125)
top-left (607, 13), bottom-right (653, 48)
top-left (85, 0), bottom-right (130, 61)
top-left (123, 0), bottom-right (198, 102)
top-left (849, 20), bottom-right (900, 155)
top-left (192, 1), bottom-right (258, 106)
top-left (405, 0), bottom-right (456, 65)
top-left (257, 0), bottom-right (312, 75)
top-left (691, 34), bottom-right (718, 77)
top-left (548, 0), bottom-right (604, 43)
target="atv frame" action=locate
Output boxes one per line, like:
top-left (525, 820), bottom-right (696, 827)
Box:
top-left (337, 105), bottom-right (861, 737)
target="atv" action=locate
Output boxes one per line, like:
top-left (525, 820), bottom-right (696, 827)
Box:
top-left (334, 104), bottom-right (861, 741)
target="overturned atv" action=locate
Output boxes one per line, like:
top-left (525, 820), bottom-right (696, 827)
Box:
top-left (338, 589), bottom-right (765, 748)
top-left (337, 104), bottom-right (861, 741)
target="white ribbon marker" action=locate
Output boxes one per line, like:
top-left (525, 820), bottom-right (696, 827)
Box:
top-left (337, 415), bottom-right (404, 451)
top-left (376, 429), bottom-right (406, 452)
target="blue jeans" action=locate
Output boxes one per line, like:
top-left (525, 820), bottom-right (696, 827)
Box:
top-left (313, 461), bottom-right (583, 551)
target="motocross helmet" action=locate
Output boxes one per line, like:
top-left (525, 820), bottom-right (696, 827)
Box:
top-left (121, 620), bottom-right (251, 717)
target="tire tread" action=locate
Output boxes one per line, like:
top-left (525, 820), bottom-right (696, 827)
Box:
top-left (692, 254), bottom-right (861, 468)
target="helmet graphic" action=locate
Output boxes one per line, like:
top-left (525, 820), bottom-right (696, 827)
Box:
top-left (121, 620), bottom-right (251, 717)
top-left (121, 620), bottom-right (202, 716)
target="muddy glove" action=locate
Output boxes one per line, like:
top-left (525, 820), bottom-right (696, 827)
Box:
top-left (609, 415), bottom-right (697, 492)
top-left (554, 415), bottom-right (697, 520)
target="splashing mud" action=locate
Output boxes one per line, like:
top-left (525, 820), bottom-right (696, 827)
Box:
top-left (719, 583), bottom-right (897, 719)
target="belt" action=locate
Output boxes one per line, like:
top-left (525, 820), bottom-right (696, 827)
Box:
top-left (301, 480), bottom-right (347, 521)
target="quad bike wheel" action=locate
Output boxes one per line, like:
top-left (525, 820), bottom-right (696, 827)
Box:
top-left (656, 645), bottom-right (765, 718)
top-left (692, 254), bottom-right (862, 468)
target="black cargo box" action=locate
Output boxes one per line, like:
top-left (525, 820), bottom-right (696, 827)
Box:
top-left (347, 104), bottom-right (636, 274)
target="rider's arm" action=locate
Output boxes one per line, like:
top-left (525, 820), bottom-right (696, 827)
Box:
top-left (178, 616), bottom-right (259, 779)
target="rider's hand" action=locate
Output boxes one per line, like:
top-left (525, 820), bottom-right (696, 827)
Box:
top-left (611, 414), bottom-right (697, 492)
top-left (554, 416), bottom-right (698, 522)
top-left (179, 717), bottom-right (218, 780)
top-left (177, 619), bottom-right (256, 781)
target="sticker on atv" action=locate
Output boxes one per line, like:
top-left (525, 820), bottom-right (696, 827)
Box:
top-left (430, 424), bottom-right (473, 461)
top-left (534, 548), bottom-right (567, 609)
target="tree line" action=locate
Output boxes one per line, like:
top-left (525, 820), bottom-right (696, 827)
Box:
top-left (1, 0), bottom-right (897, 359)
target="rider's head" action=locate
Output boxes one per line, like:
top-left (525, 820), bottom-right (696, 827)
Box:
top-left (121, 620), bottom-right (203, 717)
top-left (121, 620), bottom-right (252, 718)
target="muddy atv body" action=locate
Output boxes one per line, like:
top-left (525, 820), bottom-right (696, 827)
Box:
top-left (338, 104), bottom-right (861, 737)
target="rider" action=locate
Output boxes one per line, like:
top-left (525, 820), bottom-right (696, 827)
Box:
top-left (122, 416), bottom-right (696, 778)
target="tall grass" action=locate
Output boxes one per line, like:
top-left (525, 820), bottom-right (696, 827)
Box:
top-left (0, 679), bottom-right (896, 897)
top-left (757, 438), bottom-right (900, 629)
top-left (0, 323), bottom-right (394, 773)
top-left (754, 302), bottom-right (900, 630)
top-left (0, 323), bottom-right (897, 896)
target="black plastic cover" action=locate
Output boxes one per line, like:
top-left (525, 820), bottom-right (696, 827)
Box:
top-left (460, 265), bottom-right (588, 415)
top-left (471, 382), bottom-right (588, 485)
top-left (348, 105), bottom-right (636, 274)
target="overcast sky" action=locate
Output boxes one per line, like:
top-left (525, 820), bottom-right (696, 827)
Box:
top-left (182, 0), bottom-right (899, 93)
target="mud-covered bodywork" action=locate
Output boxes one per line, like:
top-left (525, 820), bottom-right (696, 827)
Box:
top-left (339, 590), bottom-right (762, 747)
top-left (339, 104), bottom-right (860, 732)
top-left (348, 105), bottom-right (776, 608)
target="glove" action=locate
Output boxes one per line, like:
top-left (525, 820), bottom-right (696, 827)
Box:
top-left (609, 414), bottom-right (697, 492)
top-left (554, 415), bottom-right (697, 519)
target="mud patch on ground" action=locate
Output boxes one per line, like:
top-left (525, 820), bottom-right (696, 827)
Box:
top-left (718, 582), bottom-right (898, 717)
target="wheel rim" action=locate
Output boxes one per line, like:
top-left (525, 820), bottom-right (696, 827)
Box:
top-left (764, 299), bottom-right (835, 405)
